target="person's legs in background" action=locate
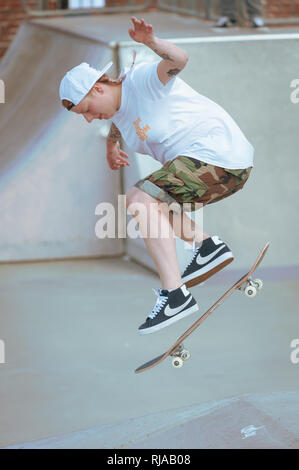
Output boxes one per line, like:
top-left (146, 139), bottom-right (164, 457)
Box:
top-left (216, 0), bottom-right (237, 27)
top-left (216, 0), bottom-right (264, 28)
top-left (245, 0), bottom-right (265, 27)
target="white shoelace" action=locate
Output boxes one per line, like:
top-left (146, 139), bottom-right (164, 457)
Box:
top-left (185, 241), bottom-right (200, 270)
top-left (148, 288), bottom-right (168, 319)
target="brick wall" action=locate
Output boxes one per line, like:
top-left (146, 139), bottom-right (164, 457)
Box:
top-left (0, 1), bottom-right (33, 59)
top-left (265, 0), bottom-right (299, 17)
top-left (0, 1), bottom-right (298, 61)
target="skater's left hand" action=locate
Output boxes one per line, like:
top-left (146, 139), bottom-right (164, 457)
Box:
top-left (128, 17), bottom-right (155, 45)
top-left (106, 142), bottom-right (130, 170)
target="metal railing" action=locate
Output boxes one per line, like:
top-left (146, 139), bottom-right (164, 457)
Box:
top-left (22, 0), bottom-right (152, 16)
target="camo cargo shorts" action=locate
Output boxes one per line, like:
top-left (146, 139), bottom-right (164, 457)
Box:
top-left (134, 155), bottom-right (252, 212)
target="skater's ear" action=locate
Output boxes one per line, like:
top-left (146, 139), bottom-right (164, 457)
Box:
top-left (91, 82), bottom-right (105, 94)
top-left (61, 98), bottom-right (75, 110)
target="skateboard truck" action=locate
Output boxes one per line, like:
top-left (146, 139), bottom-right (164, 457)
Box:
top-left (237, 276), bottom-right (263, 297)
top-left (170, 343), bottom-right (191, 368)
top-left (170, 276), bottom-right (264, 369)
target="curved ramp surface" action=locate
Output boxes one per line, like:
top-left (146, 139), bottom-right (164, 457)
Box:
top-left (0, 21), bottom-right (122, 261)
top-left (4, 391), bottom-right (299, 449)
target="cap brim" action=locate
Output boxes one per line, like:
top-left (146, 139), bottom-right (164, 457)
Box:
top-left (99, 61), bottom-right (113, 78)
top-left (88, 60), bottom-right (114, 94)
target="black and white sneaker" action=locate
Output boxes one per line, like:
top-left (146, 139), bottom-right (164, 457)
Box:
top-left (251, 17), bottom-right (264, 28)
top-left (215, 16), bottom-right (237, 27)
top-left (181, 235), bottom-right (234, 288)
top-left (138, 284), bottom-right (198, 335)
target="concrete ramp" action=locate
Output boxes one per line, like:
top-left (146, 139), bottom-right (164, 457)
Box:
top-left (126, 392), bottom-right (299, 449)
top-left (4, 391), bottom-right (299, 449)
top-left (0, 21), bottom-right (122, 261)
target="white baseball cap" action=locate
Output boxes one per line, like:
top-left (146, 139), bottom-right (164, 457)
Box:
top-left (59, 61), bottom-right (113, 110)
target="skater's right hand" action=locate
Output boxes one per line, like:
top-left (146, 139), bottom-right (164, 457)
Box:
top-left (128, 17), bottom-right (155, 45)
top-left (106, 142), bottom-right (130, 170)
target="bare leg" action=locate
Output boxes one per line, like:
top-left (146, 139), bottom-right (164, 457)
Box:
top-left (126, 187), bottom-right (182, 291)
top-left (169, 209), bottom-right (210, 247)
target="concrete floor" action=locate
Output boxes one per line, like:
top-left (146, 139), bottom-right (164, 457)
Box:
top-left (1, 9), bottom-right (299, 450)
top-left (0, 257), bottom-right (298, 447)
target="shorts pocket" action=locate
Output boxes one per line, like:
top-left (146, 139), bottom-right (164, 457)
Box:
top-left (224, 167), bottom-right (252, 183)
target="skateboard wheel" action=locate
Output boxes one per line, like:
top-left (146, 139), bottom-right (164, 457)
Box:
top-left (172, 357), bottom-right (184, 368)
top-left (253, 278), bottom-right (263, 290)
top-left (181, 349), bottom-right (191, 361)
top-left (245, 285), bottom-right (257, 297)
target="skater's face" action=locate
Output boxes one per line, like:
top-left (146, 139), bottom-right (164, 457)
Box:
top-left (72, 82), bottom-right (121, 122)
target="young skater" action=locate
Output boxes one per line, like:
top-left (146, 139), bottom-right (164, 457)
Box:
top-left (59, 17), bottom-right (253, 335)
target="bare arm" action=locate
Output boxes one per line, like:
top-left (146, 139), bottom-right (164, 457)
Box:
top-left (106, 123), bottom-right (130, 170)
top-left (146, 36), bottom-right (188, 85)
top-left (129, 17), bottom-right (188, 85)
top-left (106, 122), bottom-right (122, 148)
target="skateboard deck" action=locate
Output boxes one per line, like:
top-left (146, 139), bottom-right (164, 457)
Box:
top-left (135, 242), bottom-right (270, 374)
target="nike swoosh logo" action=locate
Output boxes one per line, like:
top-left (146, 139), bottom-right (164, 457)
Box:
top-left (196, 245), bottom-right (225, 265)
top-left (164, 295), bottom-right (193, 317)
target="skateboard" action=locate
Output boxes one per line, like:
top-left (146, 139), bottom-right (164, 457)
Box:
top-left (135, 242), bottom-right (270, 374)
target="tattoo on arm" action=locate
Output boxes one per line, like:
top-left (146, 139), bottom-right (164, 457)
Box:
top-left (167, 68), bottom-right (181, 77)
top-left (146, 37), bottom-right (188, 69)
top-left (107, 122), bottom-right (121, 144)
top-left (154, 50), bottom-right (174, 62)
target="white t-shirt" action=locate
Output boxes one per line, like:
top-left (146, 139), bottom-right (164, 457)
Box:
top-left (112, 61), bottom-right (254, 169)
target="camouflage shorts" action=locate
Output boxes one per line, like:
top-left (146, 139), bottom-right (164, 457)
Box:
top-left (134, 155), bottom-right (252, 212)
